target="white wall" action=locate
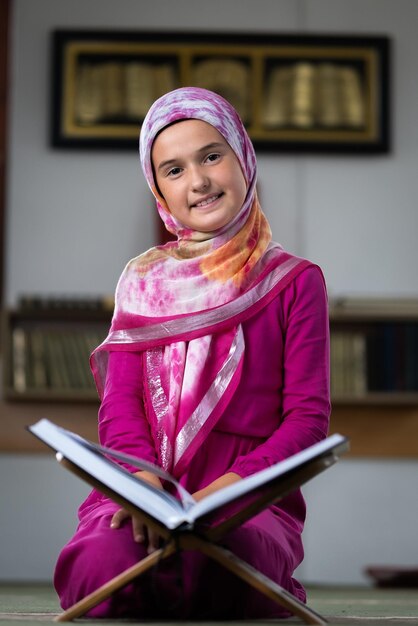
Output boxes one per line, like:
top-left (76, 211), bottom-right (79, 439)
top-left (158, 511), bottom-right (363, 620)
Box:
top-left (5, 0), bottom-right (302, 303)
top-left (303, 0), bottom-right (418, 296)
top-left (6, 0), bottom-right (418, 303)
top-left (2, 0), bottom-right (418, 585)
top-left (301, 459), bottom-right (418, 584)
top-left (0, 455), bottom-right (89, 581)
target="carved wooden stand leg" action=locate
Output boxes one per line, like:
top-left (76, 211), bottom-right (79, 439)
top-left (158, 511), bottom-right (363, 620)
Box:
top-left (55, 533), bottom-right (326, 624)
top-left (183, 535), bottom-right (327, 626)
top-left (54, 541), bottom-right (176, 622)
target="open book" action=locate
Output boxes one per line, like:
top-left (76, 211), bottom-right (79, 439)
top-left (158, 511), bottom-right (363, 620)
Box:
top-left (28, 419), bottom-right (348, 538)
top-left (28, 419), bottom-right (349, 624)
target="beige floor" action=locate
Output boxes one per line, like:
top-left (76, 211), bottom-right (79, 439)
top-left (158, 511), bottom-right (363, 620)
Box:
top-left (0, 584), bottom-right (418, 625)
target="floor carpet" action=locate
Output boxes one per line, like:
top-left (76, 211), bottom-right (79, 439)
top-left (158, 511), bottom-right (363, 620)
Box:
top-left (0, 584), bottom-right (417, 625)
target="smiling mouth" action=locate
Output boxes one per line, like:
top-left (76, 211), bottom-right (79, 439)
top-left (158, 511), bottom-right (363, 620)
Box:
top-left (192, 193), bottom-right (223, 208)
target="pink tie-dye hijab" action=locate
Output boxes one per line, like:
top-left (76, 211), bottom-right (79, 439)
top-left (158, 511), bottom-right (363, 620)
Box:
top-left (91, 87), bottom-right (311, 477)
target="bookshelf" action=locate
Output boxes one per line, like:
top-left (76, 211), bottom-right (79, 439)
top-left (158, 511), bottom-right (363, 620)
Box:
top-left (1, 297), bottom-right (418, 456)
top-left (329, 298), bottom-right (418, 405)
top-left (2, 301), bottom-right (112, 402)
top-left (326, 298), bottom-right (418, 458)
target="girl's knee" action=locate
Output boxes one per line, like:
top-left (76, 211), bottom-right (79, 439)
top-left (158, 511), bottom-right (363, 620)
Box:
top-left (54, 520), bottom-right (147, 608)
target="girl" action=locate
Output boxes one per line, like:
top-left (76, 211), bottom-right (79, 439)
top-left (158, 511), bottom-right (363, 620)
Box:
top-left (54, 87), bottom-right (330, 619)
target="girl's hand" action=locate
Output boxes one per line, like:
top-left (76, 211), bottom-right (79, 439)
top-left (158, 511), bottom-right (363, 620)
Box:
top-left (192, 471), bottom-right (241, 502)
top-left (110, 470), bottom-right (163, 553)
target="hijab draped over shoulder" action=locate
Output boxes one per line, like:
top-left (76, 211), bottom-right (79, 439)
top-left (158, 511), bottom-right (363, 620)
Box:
top-left (91, 87), bottom-right (311, 477)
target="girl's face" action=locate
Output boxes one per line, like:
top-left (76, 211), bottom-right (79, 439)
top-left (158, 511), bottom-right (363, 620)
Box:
top-left (151, 119), bottom-right (247, 233)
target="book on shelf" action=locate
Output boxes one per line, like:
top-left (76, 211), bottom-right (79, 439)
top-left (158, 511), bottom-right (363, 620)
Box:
top-left (405, 323), bottom-right (418, 391)
top-left (330, 321), bottom-right (418, 397)
top-left (12, 328), bottom-right (27, 393)
top-left (28, 419), bottom-right (349, 534)
top-left (330, 331), bottom-right (367, 397)
top-left (9, 326), bottom-right (106, 394)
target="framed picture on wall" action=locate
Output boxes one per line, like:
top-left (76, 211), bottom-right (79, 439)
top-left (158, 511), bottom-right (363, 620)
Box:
top-left (50, 30), bottom-right (391, 153)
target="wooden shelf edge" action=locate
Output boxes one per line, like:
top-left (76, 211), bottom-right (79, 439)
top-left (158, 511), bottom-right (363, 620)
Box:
top-left (330, 404), bottom-right (418, 458)
top-left (0, 400), bottom-right (99, 453)
top-left (330, 298), bottom-right (418, 320)
top-left (332, 393), bottom-right (418, 406)
top-left (3, 389), bottom-right (100, 402)
top-left (1, 400), bottom-right (418, 458)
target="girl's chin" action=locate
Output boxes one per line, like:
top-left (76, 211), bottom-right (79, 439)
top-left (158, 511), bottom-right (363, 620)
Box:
top-left (190, 217), bottom-right (231, 233)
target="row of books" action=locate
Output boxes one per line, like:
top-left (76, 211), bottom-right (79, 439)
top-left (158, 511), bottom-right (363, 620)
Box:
top-left (18, 295), bottom-right (114, 312)
top-left (11, 326), bottom-right (106, 394)
top-left (9, 320), bottom-right (418, 398)
top-left (330, 323), bottom-right (418, 396)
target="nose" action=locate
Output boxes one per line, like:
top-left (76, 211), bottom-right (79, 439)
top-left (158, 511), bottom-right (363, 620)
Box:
top-left (190, 165), bottom-right (210, 192)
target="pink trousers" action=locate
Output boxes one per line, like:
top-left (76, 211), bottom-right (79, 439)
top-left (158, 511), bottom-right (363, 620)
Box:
top-left (54, 499), bottom-right (306, 619)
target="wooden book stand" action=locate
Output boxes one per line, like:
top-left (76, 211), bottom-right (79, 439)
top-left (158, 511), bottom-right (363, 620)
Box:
top-left (53, 455), bottom-right (335, 624)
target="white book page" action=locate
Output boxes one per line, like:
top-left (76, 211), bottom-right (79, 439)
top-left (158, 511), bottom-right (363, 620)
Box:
top-left (184, 434), bottom-right (348, 524)
top-left (29, 419), bottom-right (188, 530)
top-left (72, 436), bottom-right (196, 510)
top-left (29, 420), bottom-right (347, 532)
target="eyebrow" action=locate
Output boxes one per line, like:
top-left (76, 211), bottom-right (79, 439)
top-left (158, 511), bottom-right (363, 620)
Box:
top-left (156, 142), bottom-right (225, 172)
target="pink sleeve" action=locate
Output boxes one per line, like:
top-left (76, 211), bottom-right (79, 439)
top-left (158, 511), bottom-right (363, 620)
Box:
top-left (229, 266), bottom-right (331, 477)
top-left (98, 350), bottom-right (158, 471)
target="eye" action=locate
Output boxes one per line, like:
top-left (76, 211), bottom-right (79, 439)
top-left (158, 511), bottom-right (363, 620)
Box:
top-left (205, 153), bottom-right (221, 164)
top-left (166, 166), bottom-right (183, 177)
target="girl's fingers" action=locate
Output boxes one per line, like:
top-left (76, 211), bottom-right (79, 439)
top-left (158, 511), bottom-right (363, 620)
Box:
top-left (110, 508), bottom-right (157, 548)
top-left (147, 528), bottom-right (160, 554)
top-left (111, 509), bottom-right (145, 543)
top-left (110, 508), bottom-right (130, 529)
top-left (132, 516), bottom-right (145, 543)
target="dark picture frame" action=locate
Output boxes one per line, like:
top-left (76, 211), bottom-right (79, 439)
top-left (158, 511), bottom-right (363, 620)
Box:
top-left (51, 30), bottom-right (390, 153)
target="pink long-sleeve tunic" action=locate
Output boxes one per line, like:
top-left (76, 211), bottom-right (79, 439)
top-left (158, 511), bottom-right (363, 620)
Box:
top-left (54, 265), bottom-right (330, 619)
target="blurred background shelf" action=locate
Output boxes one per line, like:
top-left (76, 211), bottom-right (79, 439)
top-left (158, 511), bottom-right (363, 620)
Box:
top-left (2, 296), bottom-right (418, 457)
top-left (329, 298), bottom-right (418, 404)
top-left (2, 300), bottom-right (112, 402)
